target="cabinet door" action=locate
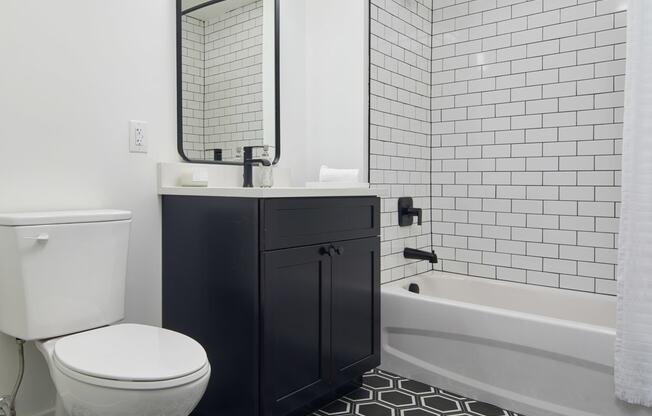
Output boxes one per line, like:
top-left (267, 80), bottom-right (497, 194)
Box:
top-left (331, 237), bottom-right (381, 386)
top-left (261, 245), bottom-right (332, 416)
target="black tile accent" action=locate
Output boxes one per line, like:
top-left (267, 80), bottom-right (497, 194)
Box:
top-left (313, 369), bottom-right (523, 416)
top-left (466, 401), bottom-right (510, 416)
top-left (320, 399), bottom-right (352, 415)
top-left (398, 380), bottom-right (435, 395)
top-left (422, 395), bottom-right (461, 413)
top-left (379, 391), bottom-right (416, 407)
top-left (364, 374), bottom-right (394, 389)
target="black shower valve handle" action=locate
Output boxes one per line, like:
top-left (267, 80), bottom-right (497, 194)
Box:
top-left (398, 197), bottom-right (423, 227)
top-left (405, 207), bottom-right (423, 225)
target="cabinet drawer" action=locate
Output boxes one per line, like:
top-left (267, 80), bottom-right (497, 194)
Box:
top-left (260, 197), bottom-right (380, 250)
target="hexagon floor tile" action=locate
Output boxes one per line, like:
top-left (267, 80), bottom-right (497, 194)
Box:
top-left (313, 369), bottom-right (523, 416)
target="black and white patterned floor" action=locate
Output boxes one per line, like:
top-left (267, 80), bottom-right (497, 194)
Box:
top-left (313, 369), bottom-right (522, 416)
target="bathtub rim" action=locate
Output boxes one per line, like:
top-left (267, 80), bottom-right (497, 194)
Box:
top-left (382, 271), bottom-right (616, 336)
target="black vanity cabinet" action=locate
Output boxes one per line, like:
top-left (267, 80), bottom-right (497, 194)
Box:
top-left (162, 196), bottom-right (380, 416)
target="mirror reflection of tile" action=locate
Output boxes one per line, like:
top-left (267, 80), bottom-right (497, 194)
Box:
top-left (181, 0), bottom-right (264, 162)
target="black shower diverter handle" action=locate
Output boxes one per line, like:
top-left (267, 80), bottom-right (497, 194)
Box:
top-left (405, 207), bottom-right (422, 225)
top-left (398, 197), bottom-right (423, 226)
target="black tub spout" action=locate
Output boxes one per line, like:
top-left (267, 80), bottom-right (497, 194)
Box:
top-left (403, 247), bottom-right (438, 264)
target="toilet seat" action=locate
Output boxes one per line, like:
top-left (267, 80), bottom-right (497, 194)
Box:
top-left (52, 323), bottom-right (209, 390)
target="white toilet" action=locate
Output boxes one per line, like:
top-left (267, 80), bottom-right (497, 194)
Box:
top-left (0, 210), bottom-right (210, 416)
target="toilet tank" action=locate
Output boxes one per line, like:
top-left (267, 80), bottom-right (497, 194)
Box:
top-left (0, 210), bottom-right (132, 341)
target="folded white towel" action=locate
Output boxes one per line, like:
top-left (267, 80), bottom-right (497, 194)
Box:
top-left (319, 165), bottom-right (359, 183)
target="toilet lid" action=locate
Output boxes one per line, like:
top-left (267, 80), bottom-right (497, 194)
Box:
top-left (54, 324), bottom-right (208, 382)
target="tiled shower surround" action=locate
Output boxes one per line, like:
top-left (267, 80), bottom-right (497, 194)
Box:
top-left (370, 0), bottom-right (434, 283)
top-left (181, 1), bottom-right (264, 161)
top-left (370, 0), bottom-right (626, 295)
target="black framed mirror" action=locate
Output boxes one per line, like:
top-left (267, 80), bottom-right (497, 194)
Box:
top-left (176, 0), bottom-right (280, 165)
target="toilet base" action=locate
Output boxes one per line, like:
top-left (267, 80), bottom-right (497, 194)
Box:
top-left (54, 395), bottom-right (67, 416)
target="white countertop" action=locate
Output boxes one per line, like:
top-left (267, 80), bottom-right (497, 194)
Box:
top-left (159, 186), bottom-right (381, 198)
top-left (157, 163), bottom-right (384, 198)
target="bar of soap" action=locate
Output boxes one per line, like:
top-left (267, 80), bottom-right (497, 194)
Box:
top-left (179, 170), bottom-right (209, 187)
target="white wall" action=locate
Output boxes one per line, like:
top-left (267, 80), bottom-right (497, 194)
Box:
top-left (0, 1), bottom-right (179, 414)
top-left (0, 1), bottom-right (370, 414)
top-left (280, 0), bottom-right (369, 185)
top-left (279, 0), bottom-right (308, 185)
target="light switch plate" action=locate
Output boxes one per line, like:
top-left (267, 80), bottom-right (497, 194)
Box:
top-left (129, 120), bottom-right (148, 153)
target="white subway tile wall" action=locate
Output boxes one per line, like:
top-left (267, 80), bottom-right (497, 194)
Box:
top-left (370, 0), bottom-right (434, 284)
top-left (371, 0), bottom-right (626, 295)
top-left (180, 1), bottom-right (264, 161)
top-left (431, 0), bottom-right (625, 295)
top-left (181, 16), bottom-right (205, 160)
top-left (203, 1), bottom-right (264, 160)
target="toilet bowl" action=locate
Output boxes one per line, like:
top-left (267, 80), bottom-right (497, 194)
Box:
top-left (37, 324), bottom-right (211, 416)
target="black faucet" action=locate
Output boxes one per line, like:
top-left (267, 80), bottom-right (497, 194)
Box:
top-left (242, 146), bottom-right (271, 188)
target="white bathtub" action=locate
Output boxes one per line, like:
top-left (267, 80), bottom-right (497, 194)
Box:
top-left (381, 271), bottom-right (652, 416)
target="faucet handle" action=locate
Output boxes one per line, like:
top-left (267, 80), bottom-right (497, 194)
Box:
top-left (243, 145), bottom-right (267, 154)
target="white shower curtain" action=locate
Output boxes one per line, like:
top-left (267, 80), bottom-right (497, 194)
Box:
top-left (615, 0), bottom-right (652, 407)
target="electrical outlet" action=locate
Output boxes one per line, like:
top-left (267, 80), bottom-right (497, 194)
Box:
top-left (129, 120), bottom-right (148, 153)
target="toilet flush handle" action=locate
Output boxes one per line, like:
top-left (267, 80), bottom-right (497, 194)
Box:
top-left (23, 234), bottom-right (49, 242)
